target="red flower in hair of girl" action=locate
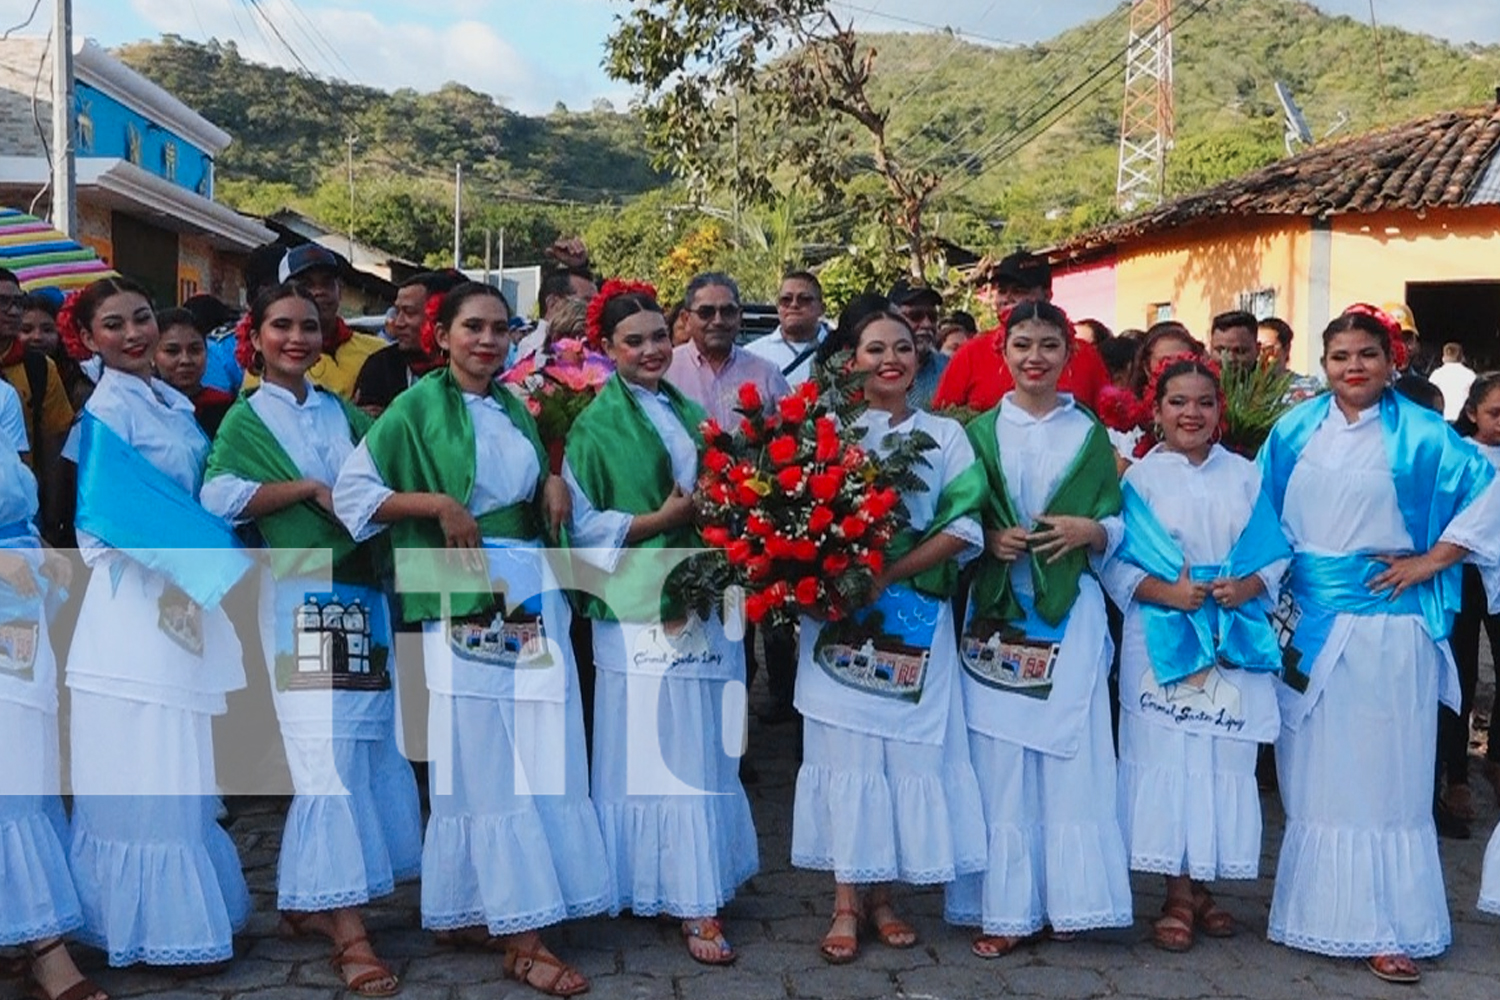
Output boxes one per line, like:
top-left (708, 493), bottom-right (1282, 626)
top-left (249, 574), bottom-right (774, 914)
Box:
top-left (584, 279), bottom-right (658, 347)
top-left (55, 290), bottom-right (93, 361)
top-left (419, 291), bottom-right (445, 357)
top-left (1341, 302), bottom-right (1409, 370)
top-left (1137, 350), bottom-right (1227, 456)
top-left (232, 310), bottom-right (257, 370)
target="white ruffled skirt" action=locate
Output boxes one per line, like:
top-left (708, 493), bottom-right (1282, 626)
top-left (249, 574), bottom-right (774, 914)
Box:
top-left (792, 677), bottom-right (986, 885)
top-left (945, 668), bottom-right (1134, 936)
top-left (68, 692), bottom-right (249, 967)
top-left (1480, 823), bottom-right (1500, 915)
top-left (0, 700), bottom-right (81, 947)
top-left (590, 619), bottom-right (758, 919)
top-left (422, 686), bottom-right (611, 935)
top-left (1269, 613), bottom-right (1450, 958)
top-left (1117, 714), bottom-right (1262, 881)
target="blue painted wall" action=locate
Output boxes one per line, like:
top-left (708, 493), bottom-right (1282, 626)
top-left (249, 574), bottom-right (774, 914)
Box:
top-left (74, 82), bottom-right (214, 197)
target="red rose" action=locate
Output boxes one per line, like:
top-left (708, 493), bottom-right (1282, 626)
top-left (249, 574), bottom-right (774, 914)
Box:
top-left (822, 552), bottom-right (850, 576)
top-left (735, 484), bottom-right (761, 507)
top-left (861, 550), bottom-right (884, 574)
top-left (747, 513), bottom-right (773, 537)
top-left (861, 487), bottom-right (899, 519)
top-left (809, 469), bottom-right (843, 502)
top-left (765, 580), bottom-right (790, 606)
top-left (797, 380), bottom-right (820, 403)
top-left (746, 555), bottom-right (773, 582)
top-left (737, 382), bottom-right (763, 412)
top-left (725, 539), bottom-right (753, 565)
top-left (815, 436), bottom-right (839, 463)
top-left (746, 592), bottom-right (768, 623)
top-left (765, 535), bottom-right (796, 559)
top-left (728, 462), bottom-right (752, 484)
top-left (740, 418), bottom-right (760, 443)
top-left (840, 516), bottom-right (868, 540)
top-left (702, 525), bottom-right (731, 548)
top-left (704, 448), bottom-right (731, 474)
top-left (792, 539), bottom-right (818, 562)
top-left (776, 466), bottom-right (804, 492)
top-left (807, 505), bottom-right (835, 534)
top-left (777, 395), bottom-right (808, 423)
top-left (707, 481), bottom-right (732, 505)
top-left (767, 435), bottom-right (798, 466)
top-left (702, 418), bottom-right (724, 441)
top-left (795, 577), bottom-right (820, 605)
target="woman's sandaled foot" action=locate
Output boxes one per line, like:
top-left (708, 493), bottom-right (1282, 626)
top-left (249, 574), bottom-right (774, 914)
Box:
top-left (329, 936), bottom-right (399, 997)
top-left (1367, 954), bottom-right (1420, 984)
top-left (971, 933), bottom-right (1028, 959)
top-left (865, 902), bottom-right (916, 949)
top-left (680, 918), bottom-right (736, 966)
top-left (1153, 897), bottom-right (1195, 953)
top-left (28, 939), bottom-right (107, 1000)
top-left (819, 906), bottom-right (861, 964)
top-left (501, 934), bottom-right (588, 998)
top-left (279, 910), bottom-right (336, 941)
top-left (1190, 888), bottom-right (1235, 938)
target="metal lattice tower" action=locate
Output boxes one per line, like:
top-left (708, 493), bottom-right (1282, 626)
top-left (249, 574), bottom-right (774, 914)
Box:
top-left (1116, 0), bottom-right (1175, 211)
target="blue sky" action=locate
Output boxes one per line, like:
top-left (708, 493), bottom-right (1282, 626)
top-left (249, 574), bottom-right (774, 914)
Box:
top-left (61, 0), bottom-right (1500, 115)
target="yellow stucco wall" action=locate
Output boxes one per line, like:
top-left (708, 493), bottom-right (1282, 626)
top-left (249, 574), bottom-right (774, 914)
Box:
top-left (1328, 205), bottom-right (1500, 303)
top-left (1114, 216), bottom-right (1314, 367)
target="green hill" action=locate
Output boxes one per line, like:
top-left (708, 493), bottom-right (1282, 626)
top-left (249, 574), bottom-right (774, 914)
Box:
top-left (116, 1), bottom-right (1500, 268)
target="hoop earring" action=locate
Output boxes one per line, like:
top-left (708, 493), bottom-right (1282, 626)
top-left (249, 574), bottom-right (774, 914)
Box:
top-left (252, 350), bottom-right (265, 375)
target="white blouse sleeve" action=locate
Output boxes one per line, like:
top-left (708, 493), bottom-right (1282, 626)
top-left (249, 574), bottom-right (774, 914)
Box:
top-left (563, 458), bottom-right (632, 572)
top-left (1440, 475), bottom-right (1500, 566)
top-left (1091, 513), bottom-right (1125, 574)
top-left (1099, 553), bottom-right (1149, 609)
top-left (332, 441), bottom-right (395, 543)
top-left (199, 473), bottom-right (261, 525)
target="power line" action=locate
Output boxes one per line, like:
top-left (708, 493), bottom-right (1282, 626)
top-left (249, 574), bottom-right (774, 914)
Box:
top-left (878, 0), bottom-right (1002, 125)
top-left (1, 0), bottom-right (44, 41)
top-left (281, 0), bottom-right (363, 87)
top-left (827, 0), bottom-right (1021, 49)
top-left (943, 0), bottom-right (1215, 202)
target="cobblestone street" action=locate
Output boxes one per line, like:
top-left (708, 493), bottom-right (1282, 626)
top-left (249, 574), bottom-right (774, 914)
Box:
top-left (16, 688), bottom-right (1500, 1000)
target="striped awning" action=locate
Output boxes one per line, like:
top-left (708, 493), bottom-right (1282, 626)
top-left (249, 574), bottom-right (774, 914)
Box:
top-left (0, 207), bottom-right (116, 292)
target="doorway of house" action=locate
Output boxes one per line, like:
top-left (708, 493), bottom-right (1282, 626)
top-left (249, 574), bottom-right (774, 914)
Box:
top-left (1405, 280), bottom-right (1500, 373)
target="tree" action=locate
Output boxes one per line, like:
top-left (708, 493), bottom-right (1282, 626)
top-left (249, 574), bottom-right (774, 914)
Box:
top-left (606, 1), bottom-right (941, 279)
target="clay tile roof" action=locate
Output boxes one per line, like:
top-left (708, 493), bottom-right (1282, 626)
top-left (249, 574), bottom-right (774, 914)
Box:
top-left (1051, 105), bottom-right (1500, 258)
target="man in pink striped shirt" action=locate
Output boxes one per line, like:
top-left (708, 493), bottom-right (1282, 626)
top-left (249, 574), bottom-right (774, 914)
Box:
top-left (666, 273), bottom-right (791, 429)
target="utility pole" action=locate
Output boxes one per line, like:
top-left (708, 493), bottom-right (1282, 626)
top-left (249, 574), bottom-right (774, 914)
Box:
top-left (51, 0), bottom-right (76, 237)
top-left (483, 229), bottom-right (492, 285)
top-left (453, 162), bottom-right (463, 269)
top-left (345, 134), bottom-right (357, 259)
top-left (730, 89), bottom-right (741, 251)
top-left (1115, 0), bottom-right (1175, 212)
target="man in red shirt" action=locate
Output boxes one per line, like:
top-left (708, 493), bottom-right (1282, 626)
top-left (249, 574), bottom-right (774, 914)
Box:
top-left (932, 251), bottom-right (1109, 412)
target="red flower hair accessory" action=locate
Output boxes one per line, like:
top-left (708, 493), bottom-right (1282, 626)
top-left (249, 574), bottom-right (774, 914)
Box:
top-left (419, 291), bottom-right (445, 356)
top-left (55, 290), bottom-right (93, 361)
top-left (1341, 302), bottom-right (1409, 369)
top-left (584, 278), bottom-right (658, 347)
top-left (1142, 350), bottom-right (1227, 447)
top-left (233, 310), bottom-right (256, 370)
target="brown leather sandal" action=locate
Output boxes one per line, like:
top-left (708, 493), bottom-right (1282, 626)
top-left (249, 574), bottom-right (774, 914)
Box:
top-left (819, 905), bottom-right (861, 965)
top-left (1191, 888), bottom-right (1236, 938)
top-left (26, 939), bottom-right (107, 1000)
top-left (680, 917), bottom-right (736, 967)
top-left (1366, 954), bottom-right (1420, 984)
top-left (502, 939), bottom-right (589, 997)
top-left (329, 935), bottom-right (400, 998)
top-left (866, 907), bottom-right (917, 949)
top-left (971, 934), bottom-right (1024, 960)
top-left (1152, 898), bottom-right (1196, 953)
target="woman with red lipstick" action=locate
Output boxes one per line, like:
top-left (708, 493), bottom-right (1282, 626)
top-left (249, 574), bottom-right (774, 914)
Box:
top-left (60, 276), bottom-right (251, 972)
top-left (1101, 355), bottom-right (1290, 953)
top-left (1259, 307), bottom-right (1500, 985)
top-left (791, 310), bottom-right (986, 965)
top-left (202, 284), bottom-right (420, 997)
top-left (945, 300), bottom-right (1134, 957)
top-left (563, 281), bottom-right (758, 968)
top-left (334, 282), bottom-right (606, 998)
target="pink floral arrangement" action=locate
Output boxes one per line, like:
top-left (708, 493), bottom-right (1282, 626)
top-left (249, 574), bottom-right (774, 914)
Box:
top-left (501, 337), bottom-right (613, 472)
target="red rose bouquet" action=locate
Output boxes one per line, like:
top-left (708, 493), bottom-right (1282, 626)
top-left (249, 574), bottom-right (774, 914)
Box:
top-left (694, 375), bottom-right (922, 629)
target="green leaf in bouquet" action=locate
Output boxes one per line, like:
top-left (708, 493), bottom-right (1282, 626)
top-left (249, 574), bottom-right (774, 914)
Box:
top-left (1220, 358), bottom-right (1295, 457)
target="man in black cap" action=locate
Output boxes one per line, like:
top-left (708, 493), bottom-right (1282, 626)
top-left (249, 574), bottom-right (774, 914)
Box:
top-left (933, 250), bottom-right (1110, 412)
top-left (245, 244), bottom-right (387, 398)
top-left (888, 279), bottom-right (949, 410)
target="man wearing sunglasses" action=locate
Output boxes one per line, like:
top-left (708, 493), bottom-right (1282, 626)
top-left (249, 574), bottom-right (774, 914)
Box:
top-left (744, 271), bottom-right (828, 385)
top-left (888, 279), bottom-right (949, 411)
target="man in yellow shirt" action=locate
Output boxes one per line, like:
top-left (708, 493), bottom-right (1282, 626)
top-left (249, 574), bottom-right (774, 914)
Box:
top-left (0, 267), bottom-right (74, 543)
top-left (245, 245), bottom-right (385, 398)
